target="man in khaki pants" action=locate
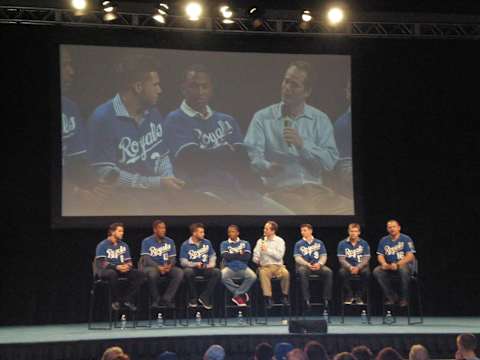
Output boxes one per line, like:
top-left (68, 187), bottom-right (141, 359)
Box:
top-left (253, 221), bottom-right (290, 308)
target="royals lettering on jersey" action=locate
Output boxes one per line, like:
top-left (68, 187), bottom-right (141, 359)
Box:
top-left (294, 238), bottom-right (327, 264)
top-left (62, 96), bottom-right (87, 166)
top-left (180, 238), bottom-right (216, 264)
top-left (164, 103), bottom-right (243, 158)
top-left (140, 235), bottom-right (176, 265)
top-left (337, 238), bottom-right (370, 267)
top-left (88, 94), bottom-right (173, 177)
top-left (220, 239), bottom-right (251, 271)
top-left (95, 238), bottom-right (132, 266)
top-left (376, 233), bottom-right (416, 264)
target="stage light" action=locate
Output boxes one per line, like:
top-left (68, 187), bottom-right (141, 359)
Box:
top-left (327, 7), bottom-right (344, 25)
top-left (71, 0), bottom-right (87, 11)
top-left (185, 2), bottom-right (202, 21)
top-left (220, 5), bottom-right (234, 24)
top-left (301, 10), bottom-right (313, 22)
top-left (247, 6), bottom-right (265, 28)
top-left (101, 1), bottom-right (118, 21)
top-left (153, 2), bottom-right (169, 24)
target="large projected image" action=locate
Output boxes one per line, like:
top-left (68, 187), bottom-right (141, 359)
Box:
top-left (60, 45), bottom-right (353, 216)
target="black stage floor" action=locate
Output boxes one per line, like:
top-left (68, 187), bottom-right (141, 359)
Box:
top-left (1, 317), bottom-right (478, 360)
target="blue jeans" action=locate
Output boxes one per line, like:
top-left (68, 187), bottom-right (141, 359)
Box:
top-left (221, 267), bottom-right (257, 296)
top-left (373, 265), bottom-right (411, 301)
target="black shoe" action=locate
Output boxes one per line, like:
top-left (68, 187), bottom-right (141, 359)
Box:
top-left (304, 299), bottom-right (311, 310)
top-left (198, 297), bottom-right (213, 310)
top-left (163, 299), bottom-right (176, 309)
top-left (265, 297), bottom-right (273, 309)
top-left (123, 302), bottom-right (137, 312)
top-left (188, 298), bottom-right (198, 308)
top-left (384, 298), bottom-right (395, 305)
top-left (399, 299), bottom-right (409, 307)
top-left (282, 296), bottom-right (290, 306)
top-left (111, 302), bottom-right (121, 311)
top-left (151, 299), bottom-right (162, 309)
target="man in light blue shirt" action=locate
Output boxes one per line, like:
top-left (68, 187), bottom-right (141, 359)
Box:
top-left (244, 60), bottom-right (353, 215)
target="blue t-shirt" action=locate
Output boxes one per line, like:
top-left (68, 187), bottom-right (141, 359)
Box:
top-left (95, 238), bottom-right (132, 266)
top-left (220, 239), bottom-right (251, 271)
top-left (180, 238), bottom-right (216, 265)
top-left (62, 96), bottom-right (87, 165)
top-left (337, 237), bottom-right (370, 267)
top-left (294, 238), bottom-right (327, 264)
top-left (140, 235), bottom-right (176, 265)
top-left (88, 94), bottom-right (173, 178)
top-left (376, 233), bottom-right (416, 264)
top-left (334, 108), bottom-right (352, 158)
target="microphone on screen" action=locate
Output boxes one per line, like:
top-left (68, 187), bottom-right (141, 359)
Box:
top-left (283, 118), bottom-right (295, 150)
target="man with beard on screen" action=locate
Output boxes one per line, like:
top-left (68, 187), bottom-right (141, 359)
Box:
top-left (88, 54), bottom-right (185, 215)
top-left (164, 64), bottom-right (292, 215)
top-left (244, 60), bottom-right (353, 215)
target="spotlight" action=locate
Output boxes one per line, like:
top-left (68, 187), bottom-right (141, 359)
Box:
top-left (327, 7), bottom-right (344, 25)
top-left (247, 6), bottom-right (265, 28)
top-left (153, 2), bottom-right (169, 24)
top-left (185, 2), bottom-right (203, 21)
top-left (220, 5), bottom-right (234, 24)
top-left (71, 0), bottom-right (87, 15)
top-left (101, 1), bottom-right (118, 21)
top-left (301, 10), bottom-right (313, 22)
top-left (71, 0), bottom-right (87, 11)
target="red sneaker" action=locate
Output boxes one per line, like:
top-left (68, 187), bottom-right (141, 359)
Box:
top-left (243, 293), bottom-right (250, 303)
top-left (232, 295), bottom-right (247, 307)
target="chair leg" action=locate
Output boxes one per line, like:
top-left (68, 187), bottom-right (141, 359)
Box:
top-left (88, 284), bottom-right (96, 330)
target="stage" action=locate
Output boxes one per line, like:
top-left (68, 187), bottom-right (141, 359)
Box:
top-left (1, 317), bottom-right (478, 360)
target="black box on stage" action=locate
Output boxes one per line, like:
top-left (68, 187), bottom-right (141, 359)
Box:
top-left (288, 319), bottom-right (328, 334)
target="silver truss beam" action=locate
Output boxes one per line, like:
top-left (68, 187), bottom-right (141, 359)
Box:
top-left (1, 6), bottom-right (479, 39)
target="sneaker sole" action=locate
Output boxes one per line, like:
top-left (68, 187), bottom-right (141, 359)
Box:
top-left (198, 298), bottom-right (213, 310)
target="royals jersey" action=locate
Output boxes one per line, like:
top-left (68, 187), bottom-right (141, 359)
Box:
top-left (337, 238), bottom-right (370, 267)
top-left (220, 239), bottom-right (251, 271)
top-left (95, 238), bottom-right (132, 266)
top-left (62, 96), bottom-right (87, 168)
top-left (140, 235), bottom-right (176, 265)
top-left (376, 233), bottom-right (416, 264)
top-left (294, 238), bottom-right (327, 264)
top-left (88, 94), bottom-right (173, 178)
top-left (180, 238), bottom-right (216, 265)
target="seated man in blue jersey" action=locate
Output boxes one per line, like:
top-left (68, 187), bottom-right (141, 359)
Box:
top-left (61, 47), bottom-right (100, 214)
top-left (244, 60), bottom-right (353, 215)
top-left (220, 224), bottom-right (257, 306)
top-left (140, 220), bottom-right (184, 309)
top-left (337, 223), bottom-right (371, 304)
top-left (293, 224), bottom-right (333, 308)
top-left (88, 54), bottom-right (185, 215)
top-left (180, 223), bottom-right (220, 310)
top-left (373, 219), bottom-right (416, 307)
top-left (333, 80), bottom-right (353, 199)
top-left (164, 64), bottom-right (292, 215)
top-left (293, 224), bottom-right (333, 309)
top-left (95, 222), bottom-right (145, 311)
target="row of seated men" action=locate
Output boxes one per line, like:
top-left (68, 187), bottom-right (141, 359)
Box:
top-left (94, 219), bottom-right (416, 312)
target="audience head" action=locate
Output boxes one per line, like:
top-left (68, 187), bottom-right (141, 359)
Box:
top-left (287, 349), bottom-right (308, 360)
top-left (457, 334), bottom-right (478, 355)
top-left (409, 345), bottom-right (429, 360)
top-left (274, 342), bottom-right (294, 360)
top-left (376, 347), bottom-right (403, 360)
top-left (203, 344), bottom-right (225, 360)
top-left (304, 341), bottom-right (329, 360)
top-left (157, 351), bottom-right (177, 360)
top-left (255, 342), bottom-right (274, 360)
top-left (352, 346), bottom-right (374, 360)
top-left (334, 352), bottom-right (358, 360)
top-left (101, 346), bottom-right (124, 360)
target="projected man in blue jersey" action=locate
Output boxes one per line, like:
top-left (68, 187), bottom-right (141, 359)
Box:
top-left (61, 47), bottom-right (95, 214)
top-left (244, 60), bottom-right (353, 215)
top-left (333, 80), bottom-right (353, 198)
top-left (373, 220), bottom-right (416, 307)
top-left (88, 55), bottom-right (185, 215)
top-left (164, 65), bottom-right (292, 215)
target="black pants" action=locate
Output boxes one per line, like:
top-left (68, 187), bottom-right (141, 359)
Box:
top-left (296, 265), bottom-right (333, 302)
top-left (98, 268), bottom-right (146, 303)
top-left (143, 266), bottom-right (184, 303)
top-left (338, 267), bottom-right (370, 300)
top-left (183, 267), bottom-right (221, 302)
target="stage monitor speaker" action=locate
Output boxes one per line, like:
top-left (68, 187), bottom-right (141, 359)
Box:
top-left (288, 319), bottom-right (328, 334)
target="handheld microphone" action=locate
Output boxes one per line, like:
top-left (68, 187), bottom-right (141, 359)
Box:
top-left (283, 118), bottom-right (295, 150)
